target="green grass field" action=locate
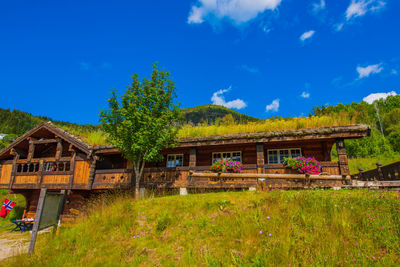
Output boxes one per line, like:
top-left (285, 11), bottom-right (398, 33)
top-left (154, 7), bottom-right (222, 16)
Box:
top-left (3, 189), bottom-right (400, 266)
top-left (348, 155), bottom-right (400, 174)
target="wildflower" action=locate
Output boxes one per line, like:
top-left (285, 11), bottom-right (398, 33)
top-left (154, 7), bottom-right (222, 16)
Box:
top-left (259, 230), bottom-right (263, 234)
top-left (372, 256), bottom-right (376, 260)
top-left (267, 216), bottom-right (270, 220)
top-left (269, 233), bottom-right (272, 237)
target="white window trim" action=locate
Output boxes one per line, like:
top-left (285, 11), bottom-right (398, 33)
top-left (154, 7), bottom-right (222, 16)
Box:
top-left (166, 154), bottom-right (184, 168)
top-left (212, 151), bottom-right (242, 163)
top-left (267, 148), bottom-right (302, 164)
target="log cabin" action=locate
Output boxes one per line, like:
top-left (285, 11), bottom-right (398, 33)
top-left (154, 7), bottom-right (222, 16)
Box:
top-left (0, 122), bottom-right (370, 219)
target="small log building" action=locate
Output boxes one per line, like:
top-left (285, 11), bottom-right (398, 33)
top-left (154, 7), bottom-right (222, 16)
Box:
top-left (0, 122), bottom-right (370, 219)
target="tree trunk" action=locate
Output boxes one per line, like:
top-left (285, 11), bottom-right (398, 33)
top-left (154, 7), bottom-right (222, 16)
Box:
top-left (134, 160), bottom-right (146, 200)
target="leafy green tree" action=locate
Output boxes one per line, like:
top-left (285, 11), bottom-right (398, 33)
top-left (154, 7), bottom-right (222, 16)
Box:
top-left (100, 64), bottom-right (181, 198)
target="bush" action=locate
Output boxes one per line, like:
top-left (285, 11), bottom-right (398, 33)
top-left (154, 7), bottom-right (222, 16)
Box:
top-left (283, 156), bottom-right (321, 175)
top-left (210, 159), bottom-right (242, 173)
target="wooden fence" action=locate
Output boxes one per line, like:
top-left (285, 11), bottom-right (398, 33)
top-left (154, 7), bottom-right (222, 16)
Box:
top-left (352, 161), bottom-right (400, 181)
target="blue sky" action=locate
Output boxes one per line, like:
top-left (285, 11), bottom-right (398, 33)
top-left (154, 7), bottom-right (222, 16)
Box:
top-left (0, 0), bottom-right (399, 124)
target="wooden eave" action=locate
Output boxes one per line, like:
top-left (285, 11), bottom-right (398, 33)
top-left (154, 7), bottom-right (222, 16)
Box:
top-left (93, 124), bottom-right (370, 154)
top-left (0, 122), bottom-right (93, 159)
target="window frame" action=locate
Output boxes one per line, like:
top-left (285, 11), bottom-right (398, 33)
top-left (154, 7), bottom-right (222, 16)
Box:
top-left (212, 151), bottom-right (242, 164)
top-left (166, 154), bottom-right (184, 168)
top-left (267, 148), bottom-right (302, 164)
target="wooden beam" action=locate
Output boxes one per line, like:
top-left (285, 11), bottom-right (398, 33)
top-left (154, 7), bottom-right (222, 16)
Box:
top-left (55, 139), bottom-right (63, 160)
top-left (256, 143), bottom-right (265, 174)
top-left (8, 153), bottom-right (20, 190)
top-left (87, 156), bottom-right (98, 190)
top-left (27, 142), bottom-right (35, 162)
top-left (10, 148), bottom-right (27, 158)
top-left (37, 160), bottom-right (44, 187)
top-left (68, 151), bottom-right (77, 190)
top-left (32, 139), bottom-right (58, 145)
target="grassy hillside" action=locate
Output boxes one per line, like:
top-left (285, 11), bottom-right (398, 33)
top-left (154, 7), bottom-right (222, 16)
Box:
top-left (4, 190), bottom-right (400, 266)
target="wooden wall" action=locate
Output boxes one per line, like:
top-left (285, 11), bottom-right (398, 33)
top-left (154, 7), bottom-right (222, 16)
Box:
top-left (0, 164), bottom-right (12, 185)
top-left (73, 161), bottom-right (90, 184)
top-left (196, 144), bottom-right (257, 166)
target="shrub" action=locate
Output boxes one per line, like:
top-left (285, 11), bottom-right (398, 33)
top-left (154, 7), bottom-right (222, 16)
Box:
top-left (283, 156), bottom-right (321, 175)
top-left (210, 159), bottom-right (242, 173)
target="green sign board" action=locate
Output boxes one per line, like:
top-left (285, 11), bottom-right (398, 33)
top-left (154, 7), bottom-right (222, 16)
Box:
top-left (28, 188), bottom-right (66, 254)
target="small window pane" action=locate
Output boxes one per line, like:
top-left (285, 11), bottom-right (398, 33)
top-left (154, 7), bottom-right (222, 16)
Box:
top-left (279, 150), bottom-right (289, 163)
top-left (232, 152), bottom-right (241, 162)
top-left (222, 152), bottom-right (231, 159)
top-left (290, 149), bottom-right (301, 158)
top-left (212, 153), bottom-right (221, 163)
top-left (268, 150), bottom-right (278, 163)
top-left (167, 155), bottom-right (175, 167)
top-left (175, 155), bottom-right (183, 167)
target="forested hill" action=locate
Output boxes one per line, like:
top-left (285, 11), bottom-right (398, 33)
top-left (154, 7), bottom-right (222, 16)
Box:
top-left (0, 105), bottom-right (258, 137)
top-left (181, 105), bottom-right (259, 124)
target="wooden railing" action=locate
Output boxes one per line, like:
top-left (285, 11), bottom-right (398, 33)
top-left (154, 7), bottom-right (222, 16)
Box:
top-left (187, 172), bottom-right (350, 189)
top-left (352, 162), bottom-right (400, 181)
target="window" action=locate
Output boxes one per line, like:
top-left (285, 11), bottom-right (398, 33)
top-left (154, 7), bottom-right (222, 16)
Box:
top-left (267, 148), bottom-right (301, 163)
top-left (166, 154), bottom-right (183, 167)
top-left (212, 151), bottom-right (242, 163)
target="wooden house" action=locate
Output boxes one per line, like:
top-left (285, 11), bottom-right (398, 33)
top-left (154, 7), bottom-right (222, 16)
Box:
top-left (0, 122), bottom-right (370, 219)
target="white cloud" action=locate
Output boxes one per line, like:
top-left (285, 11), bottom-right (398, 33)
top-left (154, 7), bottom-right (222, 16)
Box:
top-left (300, 30), bottom-right (315, 42)
top-left (240, 64), bottom-right (259, 73)
top-left (266, 99), bottom-right (280, 112)
top-left (211, 87), bottom-right (247, 109)
top-left (187, 0), bottom-right (282, 25)
top-left (301, 91), bottom-right (310, 98)
top-left (357, 63), bottom-right (383, 79)
top-left (335, 0), bottom-right (386, 31)
top-left (391, 69), bottom-right (398, 75)
top-left (346, 0), bottom-right (386, 20)
top-left (363, 91), bottom-right (397, 104)
top-left (312, 0), bottom-right (326, 13)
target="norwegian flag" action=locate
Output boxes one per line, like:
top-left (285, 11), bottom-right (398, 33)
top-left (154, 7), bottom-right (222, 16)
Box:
top-left (0, 199), bottom-right (16, 218)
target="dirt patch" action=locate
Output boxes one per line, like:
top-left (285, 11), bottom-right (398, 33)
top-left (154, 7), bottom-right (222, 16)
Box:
top-left (0, 232), bottom-right (29, 261)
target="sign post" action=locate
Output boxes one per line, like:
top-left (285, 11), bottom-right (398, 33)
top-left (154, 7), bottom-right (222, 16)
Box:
top-left (28, 188), bottom-right (66, 255)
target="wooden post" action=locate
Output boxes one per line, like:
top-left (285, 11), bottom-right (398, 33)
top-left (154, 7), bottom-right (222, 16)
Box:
top-left (37, 160), bottom-right (44, 188)
top-left (8, 149), bottom-right (20, 190)
top-left (28, 188), bottom-right (47, 255)
top-left (68, 151), bottom-right (76, 190)
top-left (256, 143), bottom-right (265, 174)
top-left (27, 142), bottom-right (35, 162)
top-left (55, 139), bottom-right (63, 161)
top-left (87, 156), bottom-right (98, 190)
top-left (189, 148), bottom-right (196, 171)
top-left (376, 162), bottom-right (384, 181)
top-left (335, 138), bottom-right (349, 176)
